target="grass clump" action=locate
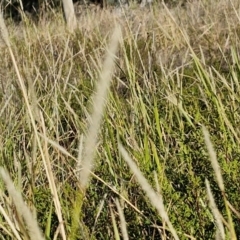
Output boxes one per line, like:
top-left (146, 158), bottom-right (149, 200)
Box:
top-left (0, 0), bottom-right (240, 239)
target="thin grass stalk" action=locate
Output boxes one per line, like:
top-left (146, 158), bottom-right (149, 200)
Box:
top-left (68, 26), bottom-right (121, 239)
top-left (203, 127), bottom-right (236, 239)
top-left (115, 199), bottom-right (129, 240)
top-left (39, 112), bottom-right (67, 239)
top-left (0, 204), bottom-right (22, 240)
top-left (110, 207), bottom-right (121, 240)
top-left (227, 201), bottom-right (240, 219)
top-left (91, 193), bottom-right (107, 238)
top-left (0, 12), bottom-right (67, 239)
top-left (205, 179), bottom-right (225, 239)
top-left (0, 223), bottom-right (14, 239)
top-left (78, 26), bottom-right (122, 189)
top-left (118, 143), bottom-right (179, 240)
top-left (202, 127), bottom-right (224, 192)
top-left (0, 168), bottom-right (44, 240)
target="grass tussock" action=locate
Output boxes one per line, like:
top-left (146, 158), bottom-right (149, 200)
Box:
top-left (0, 0), bottom-right (240, 239)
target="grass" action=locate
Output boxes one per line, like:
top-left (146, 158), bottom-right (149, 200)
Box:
top-left (0, 0), bottom-right (240, 239)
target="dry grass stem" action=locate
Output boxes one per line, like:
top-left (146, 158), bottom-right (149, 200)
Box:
top-left (205, 179), bottom-right (225, 239)
top-left (0, 13), bottom-right (67, 239)
top-left (78, 26), bottom-right (122, 189)
top-left (0, 204), bottom-right (22, 240)
top-left (0, 168), bottom-right (44, 240)
top-left (118, 143), bottom-right (179, 240)
top-left (39, 112), bottom-right (67, 240)
top-left (115, 199), bottom-right (129, 240)
top-left (202, 126), bottom-right (225, 192)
